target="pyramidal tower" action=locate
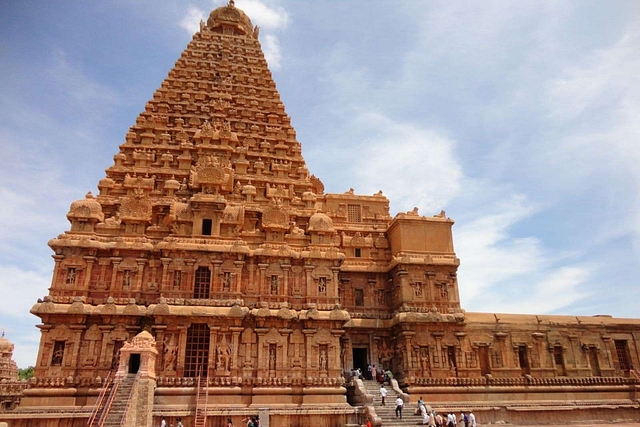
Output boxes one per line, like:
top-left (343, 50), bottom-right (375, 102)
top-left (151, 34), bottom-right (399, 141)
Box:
top-left (12, 2), bottom-right (640, 427)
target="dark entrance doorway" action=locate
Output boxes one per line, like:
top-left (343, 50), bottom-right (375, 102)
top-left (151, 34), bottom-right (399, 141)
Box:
top-left (129, 353), bottom-right (140, 374)
top-left (352, 348), bottom-right (368, 375)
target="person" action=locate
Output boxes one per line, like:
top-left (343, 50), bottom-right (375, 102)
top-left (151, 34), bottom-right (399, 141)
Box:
top-left (379, 384), bottom-right (387, 406)
top-left (422, 406), bottom-right (430, 425)
top-left (160, 417), bottom-right (167, 427)
top-left (176, 417), bottom-right (183, 427)
top-left (415, 396), bottom-right (425, 415)
top-left (367, 364), bottom-right (372, 380)
top-left (371, 364), bottom-right (377, 381)
top-left (227, 417), bottom-right (234, 427)
top-left (468, 411), bottom-right (476, 427)
top-left (435, 412), bottom-right (444, 427)
top-left (460, 412), bottom-right (468, 427)
top-left (366, 418), bottom-right (373, 427)
top-left (395, 396), bottom-right (404, 419)
top-left (447, 412), bottom-right (455, 427)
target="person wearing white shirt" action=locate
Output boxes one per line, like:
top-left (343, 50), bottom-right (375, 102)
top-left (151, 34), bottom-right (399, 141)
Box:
top-left (379, 385), bottom-right (387, 406)
top-left (469, 411), bottom-right (476, 427)
top-left (395, 396), bottom-right (404, 419)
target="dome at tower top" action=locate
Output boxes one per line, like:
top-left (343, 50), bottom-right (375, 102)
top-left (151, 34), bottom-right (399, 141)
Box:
top-left (0, 334), bottom-right (14, 354)
top-left (207, 1), bottom-right (254, 36)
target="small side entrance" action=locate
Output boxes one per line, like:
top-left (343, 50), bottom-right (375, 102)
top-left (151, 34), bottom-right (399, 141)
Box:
top-left (128, 353), bottom-right (141, 374)
top-left (479, 346), bottom-right (491, 376)
top-left (352, 348), bottom-right (368, 375)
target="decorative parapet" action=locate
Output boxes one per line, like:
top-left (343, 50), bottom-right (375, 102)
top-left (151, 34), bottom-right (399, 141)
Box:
top-left (405, 375), bottom-right (638, 387)
top-left (156, 376), bottom-right (345, 388)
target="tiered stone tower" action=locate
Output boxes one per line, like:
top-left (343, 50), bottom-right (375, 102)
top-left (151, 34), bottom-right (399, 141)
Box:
top-left (6, 2), bottom-right (639, 426)
top-left (0, 334), bottom-right (25, 412)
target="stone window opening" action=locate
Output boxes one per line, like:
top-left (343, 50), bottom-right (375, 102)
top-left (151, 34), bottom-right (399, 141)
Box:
top-left (51, 341), bottom-right (65, 366)
top-left (615, 340), bottom-right (632, 371)
top-left (65, 268), bottom-right (77, 285)
top-left (185, 323), bottom-right (210, 377)
top-left (354, 248), bottom-right (361, 258)
top-left (354, 288), bottom-right (364, 306)
top-left (347, 204), bottom-right (362, 223)
top-left (194, 266), bottom-right (211, 299)
top-left (202, 218), bottom-right (213, 236)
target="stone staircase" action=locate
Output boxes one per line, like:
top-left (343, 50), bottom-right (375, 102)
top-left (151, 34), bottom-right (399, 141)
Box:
top-left (361, 380), bottom-right (421, 427)
top-left (102, 373), bottom-right (137, 427)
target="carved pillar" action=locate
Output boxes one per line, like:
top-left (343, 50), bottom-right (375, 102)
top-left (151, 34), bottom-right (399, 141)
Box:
top-left (234, 261), bottom-right (245, 294)
top-left (99, 326), bottom-right (114, 367)
top-left (303, 329), bottom-right (315, 377)
top-left (176, 326), bottom-right (188, 377)
top-left (153, 325), bottom-right (167, 373)
top-left (258, 264), bottom-right (268, 297)
top-left (432, 331), bottom-right (444, 369)
top-left (70, 325), bottom-right (85, 369)
top-left (51, 255), bottom-right (64, 288)
top-left (304, 266), bottom-right (314, 298)
top-left (281, 264), bottom-right (291, 297)
top-left (184, 259), bottom-right (196, 295)
top-left (230, 327), bottom-right (243, 373)
top-left (135, 258), bottom-right (147, 291)
top-left (83, 256), bottom-right (96, 291)
top-left (212, 260), bottom-right (222, 293)
top-left (247, 258), bottom-right (256, 294)
top-left (160, 258), bottom-right (171, 292)
top-left (331, 266), bottom-right (340, 301)
top-left (110, 257), bottom-right (122, 290)
top-left (255, 328), bottom-right (268, 373)
top-left (425, 271), bottom-right (436, 304)
top-left (36, 325), bottom-right (52, 368)
top-left (397, 269), bottom-right (410, 304)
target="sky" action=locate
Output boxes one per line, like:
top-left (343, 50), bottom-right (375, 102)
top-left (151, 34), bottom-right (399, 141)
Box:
top-left (1, 0), bottom-right (639, 368)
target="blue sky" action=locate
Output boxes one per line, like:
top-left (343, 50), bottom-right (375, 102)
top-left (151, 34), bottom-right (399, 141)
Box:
top-left (1, 0), bottom-right (639, 368)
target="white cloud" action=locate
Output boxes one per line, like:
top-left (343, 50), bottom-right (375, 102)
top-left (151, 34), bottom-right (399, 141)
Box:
top-left (348, 111), bottom-right (463, 214)
top-left (180, 5), bottom-right (206, 34)
top-left (261, 33), bottom-right (283, 70)
top-left (235, 0), bottom-right (290, 31)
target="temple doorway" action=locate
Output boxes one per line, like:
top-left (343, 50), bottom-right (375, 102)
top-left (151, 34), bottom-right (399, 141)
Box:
top-left (128, 353), bottom-right (140, 374)
top-left (352, 347), bottom-right (368, 375)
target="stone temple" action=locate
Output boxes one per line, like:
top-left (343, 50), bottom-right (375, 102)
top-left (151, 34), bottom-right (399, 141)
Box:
top-left (1, 2), bottom-right (639, 426)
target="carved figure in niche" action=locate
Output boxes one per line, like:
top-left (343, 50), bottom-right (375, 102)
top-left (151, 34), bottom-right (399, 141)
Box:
top-left (270, 275), bottom-right (278, 294)
top-left (123, 270), bottom-right (131, 287)
top-left (223, 272), bottom-right (232, 291)
top-left (318, 277), bottom-right (327, 294)
top-left (420, 348), bottom-right (430, 372)
top-left (217, 337), bottom-right (232, 371)
top-left (269, 345), bottom-right (276, 371)
top-left (104, 213), bottom-right (121, 226)
top-left (319, 349), bottom-right (327, 371)
top-left (51, 342), bottom-right (65, 366)
top-left (414, 282), bottom-right (423, 298)
top-left (173, 271), bottom-right (182, 288)
top-left (163, 335), bottom-right (178, 372)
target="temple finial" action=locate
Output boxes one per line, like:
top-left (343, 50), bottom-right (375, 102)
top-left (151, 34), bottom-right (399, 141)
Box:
top-left (228, 0), bottom-right (235, 7)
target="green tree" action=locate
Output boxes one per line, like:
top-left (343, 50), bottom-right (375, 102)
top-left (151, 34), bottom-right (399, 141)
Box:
top-left (18, 366), bottom-right (34, 380)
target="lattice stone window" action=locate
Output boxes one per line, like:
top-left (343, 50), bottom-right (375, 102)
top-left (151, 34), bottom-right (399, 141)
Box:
top-left (492, 350), bottom-right (503, 368)
top-left (615, 340), bottom-right (631, 371)
top-left (347, 204), bottom-right (362, 223)
top-left (65, 268), bottom-right (77, 285)
top-left (185, 323), bottom-right (210, 377)
top-left (51, 341), bottom-right (65, 366)
top-left (194, 267), bottom-right (211, 299)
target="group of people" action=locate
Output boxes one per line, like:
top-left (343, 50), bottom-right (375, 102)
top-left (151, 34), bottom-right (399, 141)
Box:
top-left (159, 417), bottom-right (183, 427)
top-left (413, 401), bottom-right (477, 427)
top-left (367, 364), bottom-right (393, 384)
